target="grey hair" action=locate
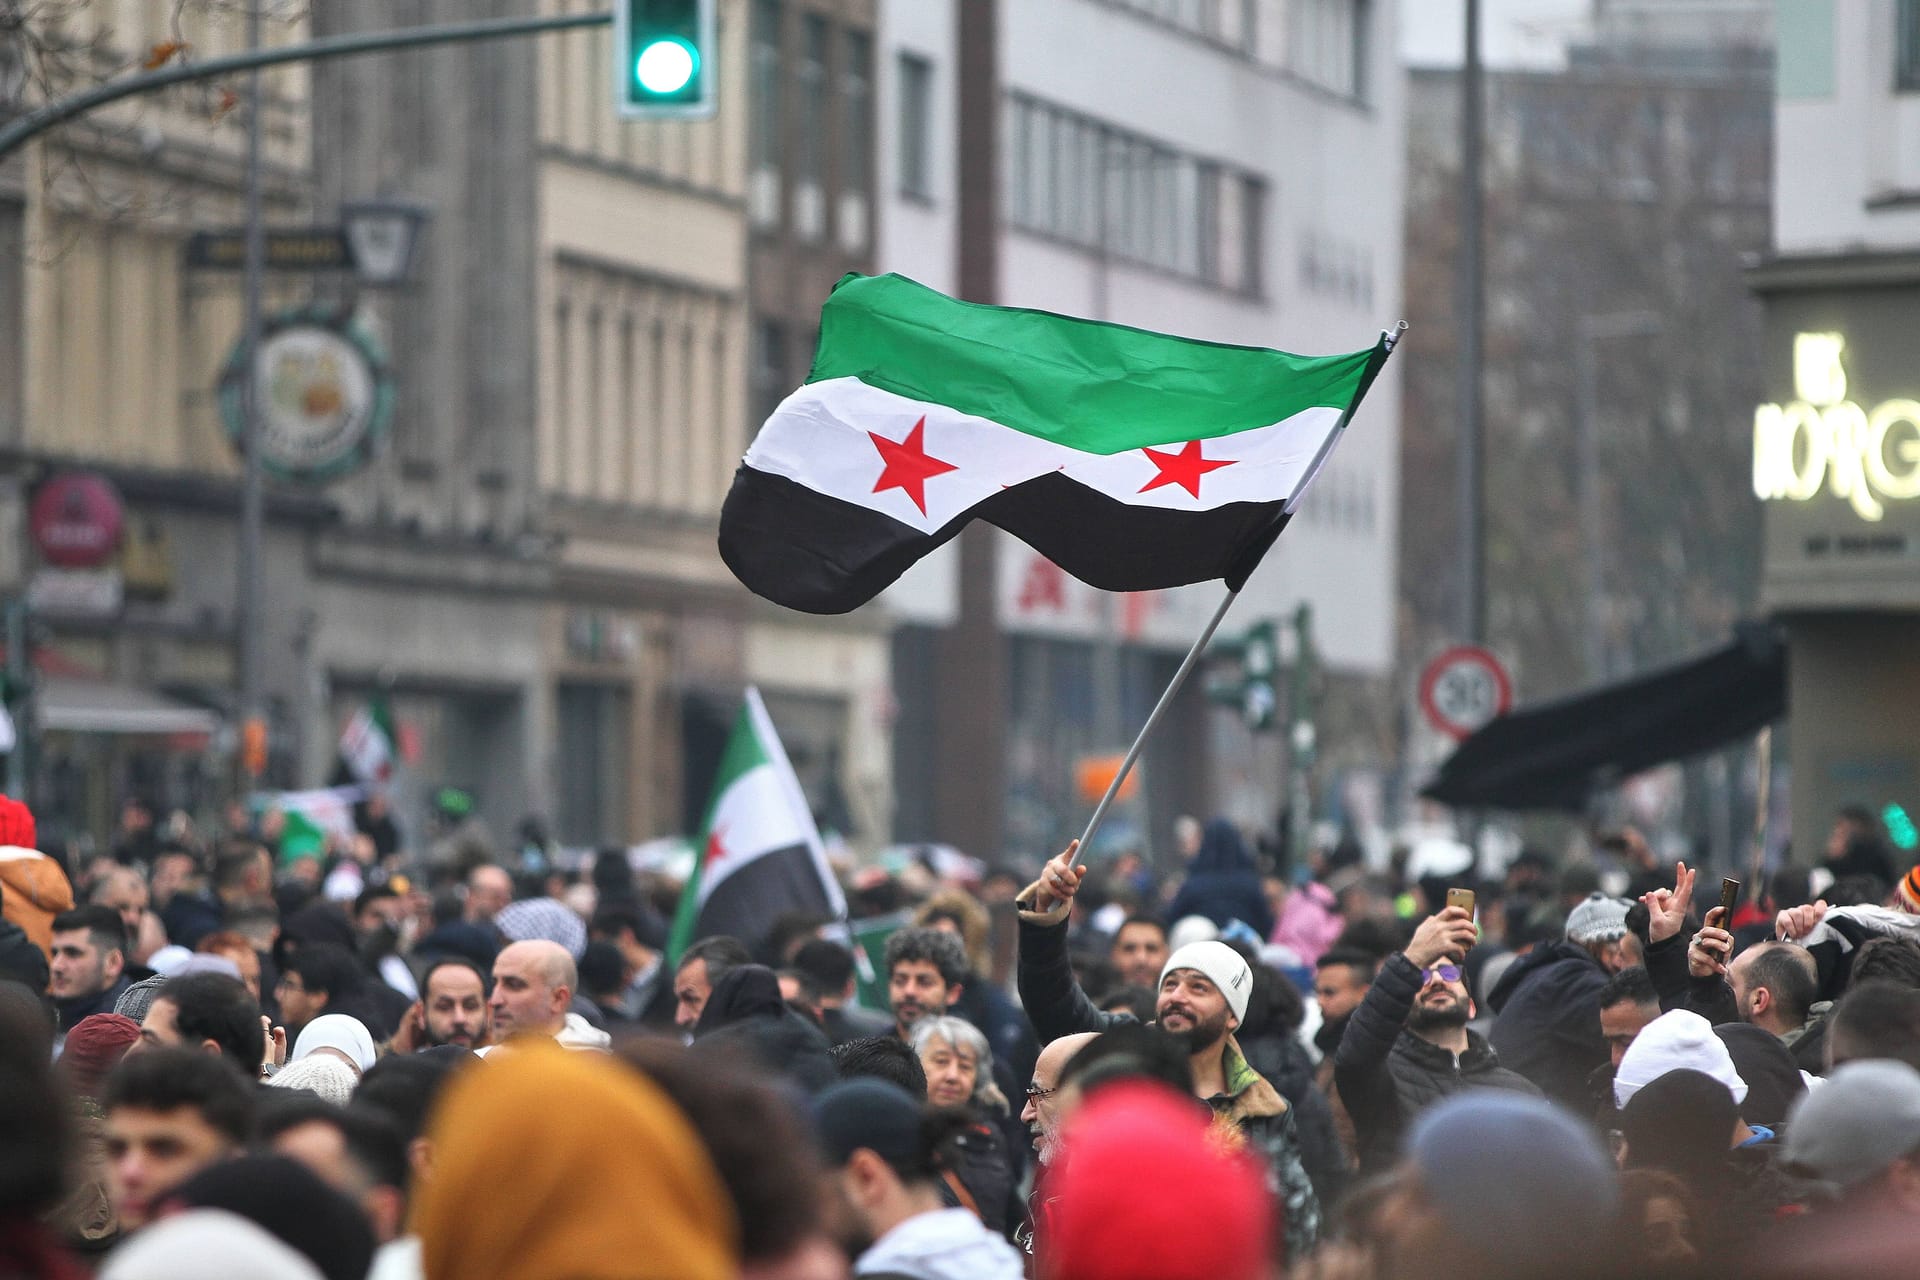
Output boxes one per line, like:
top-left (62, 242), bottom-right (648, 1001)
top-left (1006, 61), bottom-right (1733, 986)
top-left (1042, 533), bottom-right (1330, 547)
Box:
top-left (910, 1015), bottom-right (1008, 1114)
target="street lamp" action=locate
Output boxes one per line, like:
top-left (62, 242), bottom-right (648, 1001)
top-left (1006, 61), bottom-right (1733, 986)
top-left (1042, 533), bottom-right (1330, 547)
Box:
top-left (342, 198), bottom-right (432, 287)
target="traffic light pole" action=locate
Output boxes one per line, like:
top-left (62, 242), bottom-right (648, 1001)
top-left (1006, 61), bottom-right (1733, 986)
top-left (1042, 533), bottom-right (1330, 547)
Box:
top-left (0, 11), bottom-right (612, 162)
top-left (1076, 587), bottom-right (1242, 857)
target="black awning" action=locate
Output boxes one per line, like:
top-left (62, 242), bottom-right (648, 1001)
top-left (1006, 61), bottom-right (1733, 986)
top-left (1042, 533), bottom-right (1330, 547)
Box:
top-left (1419, 623), bottom-right (1787, 812)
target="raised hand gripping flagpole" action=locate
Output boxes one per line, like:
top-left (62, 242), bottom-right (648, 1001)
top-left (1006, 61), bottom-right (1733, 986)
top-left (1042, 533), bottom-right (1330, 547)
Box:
top-left (1074, 322), bottom-right (1407, 857)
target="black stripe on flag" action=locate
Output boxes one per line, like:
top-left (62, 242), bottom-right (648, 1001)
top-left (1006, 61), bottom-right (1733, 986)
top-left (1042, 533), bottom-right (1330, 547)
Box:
top-left (692, 842), bottom-right (837, 955)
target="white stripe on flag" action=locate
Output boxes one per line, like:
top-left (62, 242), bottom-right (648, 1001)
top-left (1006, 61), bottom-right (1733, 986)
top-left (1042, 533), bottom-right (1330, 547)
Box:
top-left (743, 376), bottom-right (1344, 532)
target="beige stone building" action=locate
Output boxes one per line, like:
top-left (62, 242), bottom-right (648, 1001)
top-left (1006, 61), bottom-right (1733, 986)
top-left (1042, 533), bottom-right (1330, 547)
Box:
top-left (0, 0), bottom-right (894, 850)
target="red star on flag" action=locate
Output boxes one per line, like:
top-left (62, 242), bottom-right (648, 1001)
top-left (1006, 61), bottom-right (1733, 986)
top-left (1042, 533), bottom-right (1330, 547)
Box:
top-left (1138, 439), bottom-right (1236, 498)
top-left (703, 824), bottom-right (729, 866)
top-left (869, 416), bottom-right (958, 516)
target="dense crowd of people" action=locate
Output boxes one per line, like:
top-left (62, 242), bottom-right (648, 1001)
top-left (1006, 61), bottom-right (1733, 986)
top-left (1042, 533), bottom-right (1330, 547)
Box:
top-left (7, 793), bottom-right (1920, 1278)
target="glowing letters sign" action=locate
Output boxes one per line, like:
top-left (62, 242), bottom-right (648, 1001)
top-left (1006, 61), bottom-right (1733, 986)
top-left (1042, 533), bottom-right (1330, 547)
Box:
top-left (1753, 332), bottom-right (1920, 522)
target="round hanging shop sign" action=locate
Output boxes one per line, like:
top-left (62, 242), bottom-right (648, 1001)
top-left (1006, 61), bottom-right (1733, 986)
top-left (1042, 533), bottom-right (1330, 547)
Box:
top-left (219, 308), bottom-right (394, 482)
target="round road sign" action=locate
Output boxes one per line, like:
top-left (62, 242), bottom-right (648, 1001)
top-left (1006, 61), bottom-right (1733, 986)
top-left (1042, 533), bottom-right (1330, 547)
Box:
top-left (1419, 646), bottom-right (1513, 740)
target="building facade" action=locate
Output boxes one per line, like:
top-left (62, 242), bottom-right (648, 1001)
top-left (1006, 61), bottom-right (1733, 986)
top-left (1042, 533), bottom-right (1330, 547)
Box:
top-left (1, 0), bottom-right (894, 853)
top-left (878, 0), bottom-right (1406, 860)
top-left (2, 2), bottom-right (319, 841)
top-left (1755, 0), bottom-right (1920, 862)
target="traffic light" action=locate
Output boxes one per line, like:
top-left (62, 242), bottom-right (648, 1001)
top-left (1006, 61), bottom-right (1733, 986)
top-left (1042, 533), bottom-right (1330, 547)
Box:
top-left (1241, 621), bottom-right (1279, 731)
top-left (615, 0), bottom-right (716, 119)
top-left (1207, 621), bottom-right (1279, 730)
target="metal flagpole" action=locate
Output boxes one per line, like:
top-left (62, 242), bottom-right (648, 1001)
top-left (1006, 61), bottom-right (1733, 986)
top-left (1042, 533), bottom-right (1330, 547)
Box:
top-left (1076, 587), bottom-right (1240, 856)
top-left (1074, 324), bottom-right (1406, 857)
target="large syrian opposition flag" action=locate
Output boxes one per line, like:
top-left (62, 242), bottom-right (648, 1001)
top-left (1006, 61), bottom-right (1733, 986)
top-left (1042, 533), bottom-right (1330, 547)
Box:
top-left (720, 273), bottom-right (1394, 614)
top-left (669, 687), bottom-right (847, 963)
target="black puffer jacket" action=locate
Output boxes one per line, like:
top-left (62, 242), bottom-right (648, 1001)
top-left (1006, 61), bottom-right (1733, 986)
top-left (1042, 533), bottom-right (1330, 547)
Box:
top-left (1334, 952), bottom-right (1539, 1172)
top-left (1486, 940), bottom-right (1612, 1110)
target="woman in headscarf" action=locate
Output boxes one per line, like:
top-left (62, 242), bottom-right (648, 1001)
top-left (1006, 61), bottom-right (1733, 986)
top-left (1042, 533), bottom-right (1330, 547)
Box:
top-left (911, 1015), bottom-right (1022, 1240)
top-left (414, 1040), bottom-right (738, 1280)
top-left (269, 1013), bottom-right (378, 1105)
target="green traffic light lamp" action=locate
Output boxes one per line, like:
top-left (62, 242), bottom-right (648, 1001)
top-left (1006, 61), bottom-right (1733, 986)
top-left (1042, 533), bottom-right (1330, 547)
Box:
top-left (635, 36), bottom-right (698, 96)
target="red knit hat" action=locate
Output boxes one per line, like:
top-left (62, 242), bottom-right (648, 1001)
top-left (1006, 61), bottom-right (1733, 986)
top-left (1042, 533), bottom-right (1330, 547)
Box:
top-left (0, 795), bottom-right (37, 849)
top-left (58, 1013), bottom-right (141, 1101)
top-left (1042, 1082), bottom-right (1273, 1280)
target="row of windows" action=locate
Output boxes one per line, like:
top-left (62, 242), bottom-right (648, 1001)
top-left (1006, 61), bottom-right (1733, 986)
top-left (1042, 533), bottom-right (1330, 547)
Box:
top-left (548, 274), bottom-right (735, 515)
top-left (1094, 0), bottom-right (1372, 103)
top-left (749, 0), bottom-right (873, 252)
top-left (1005, 94), bottom-right (1266, 295)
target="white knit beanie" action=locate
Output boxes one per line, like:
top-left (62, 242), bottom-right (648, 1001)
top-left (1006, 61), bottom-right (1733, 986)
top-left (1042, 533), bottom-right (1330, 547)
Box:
top-left (268, 1055), bottom-right (357, 1107)
top-left (1614, 1009), bottom-right (1748, 1110)
top-left (1565, 892), bottom-right (1632, 945)
top-left (1159, 940), bottom-right (1253, 1025)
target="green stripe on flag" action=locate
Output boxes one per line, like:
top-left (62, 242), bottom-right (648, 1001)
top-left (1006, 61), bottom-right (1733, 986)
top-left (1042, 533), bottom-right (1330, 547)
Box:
top-left (669, 699), bottom-right (773, 962)
top-left (806, 273), bottom-right (1377, 455)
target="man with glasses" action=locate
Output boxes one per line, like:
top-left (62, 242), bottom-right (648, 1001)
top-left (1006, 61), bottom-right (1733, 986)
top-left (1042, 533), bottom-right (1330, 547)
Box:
top-left (1333, 905), bottom-right (1539, 1173)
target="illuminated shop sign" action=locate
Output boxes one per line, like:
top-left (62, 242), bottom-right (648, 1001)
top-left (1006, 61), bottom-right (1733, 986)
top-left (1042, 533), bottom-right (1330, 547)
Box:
top-left (1753, 332), bottom-right (1920, 522)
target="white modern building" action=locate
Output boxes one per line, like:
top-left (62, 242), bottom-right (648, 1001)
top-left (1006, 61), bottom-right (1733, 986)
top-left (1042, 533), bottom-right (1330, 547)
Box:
top-left (875, 0), bottom-right (1404, 855)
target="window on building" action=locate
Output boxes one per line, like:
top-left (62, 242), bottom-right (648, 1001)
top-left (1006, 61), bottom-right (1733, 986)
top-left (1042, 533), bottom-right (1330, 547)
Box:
top-left (1005, 94), bottom-right (1264, 294)
top-left (898, 53), bottom-right (933, 199)
top-left (1289, 0), bottom-right (1367, 100)
top-left (796, 14), bottom-right (829, 241)
top-left (1238, 175), bottom-right (1265, 295)
top-left (556, 681), bottom-right (631, 847)
top-left (841, 30), bottom-right (873, 252)
top-left (750, 0), bottom-right (783, 228)
top-left (1900, 0), bottom-right (1920, 92)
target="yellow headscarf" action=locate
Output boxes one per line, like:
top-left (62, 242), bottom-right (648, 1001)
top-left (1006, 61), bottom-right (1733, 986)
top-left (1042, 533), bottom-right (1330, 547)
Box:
top-left (415, 1041), bottom-right (738, 1280)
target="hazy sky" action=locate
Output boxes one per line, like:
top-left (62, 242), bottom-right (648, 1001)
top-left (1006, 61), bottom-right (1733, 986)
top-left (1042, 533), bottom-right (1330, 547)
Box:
top-left (1401, 0), bottom-right (1595, 70)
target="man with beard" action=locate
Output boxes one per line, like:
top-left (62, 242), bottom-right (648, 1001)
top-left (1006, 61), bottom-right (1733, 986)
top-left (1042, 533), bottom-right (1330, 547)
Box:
top-left (49, 905), bottom-right (132, 1040)
top-left (1015, 842), bottom-right (1321, 1263)
top-left (815, 1077), bottom-right (1024, 1279)
top-left (1334, 905), bottom-right (1539, 1172)
top-left (884, 927), bottom-right (970, 1041)
top-left (390, 958), bottom-right (492, 1051)
top-left (1109, 916), bottom-right (1169, 990)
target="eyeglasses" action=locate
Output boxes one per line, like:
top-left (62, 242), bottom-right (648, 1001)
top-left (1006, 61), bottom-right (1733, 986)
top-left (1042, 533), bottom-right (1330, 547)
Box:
top-left (1024, 1082), bottom-right (1057, 1101)
top-left (1419, 963), bottom-right (1463, 985)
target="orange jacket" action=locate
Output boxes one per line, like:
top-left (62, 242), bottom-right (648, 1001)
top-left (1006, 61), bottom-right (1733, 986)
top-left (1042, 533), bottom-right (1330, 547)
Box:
top-left (0, 845), bottom-right (75, 959)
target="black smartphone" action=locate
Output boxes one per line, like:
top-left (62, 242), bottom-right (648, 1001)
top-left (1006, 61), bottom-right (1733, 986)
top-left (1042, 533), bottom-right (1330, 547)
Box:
top-left (1718, 877), bottom-right (1741, 929)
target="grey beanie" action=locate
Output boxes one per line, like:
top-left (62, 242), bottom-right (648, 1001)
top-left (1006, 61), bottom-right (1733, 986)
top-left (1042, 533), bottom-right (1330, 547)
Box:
top-left (114, 974), bottom-right (169, 1025)
top-left (1565, 891), bottom-right (1631, 945)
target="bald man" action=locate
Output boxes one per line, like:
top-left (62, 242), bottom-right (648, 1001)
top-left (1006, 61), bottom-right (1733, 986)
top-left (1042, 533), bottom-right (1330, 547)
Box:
top-left (465, 865), bottom-right (513, 925)
top-left (1021, 1031), bottom-right (1098, 1166)
top-left (488, 940), bottom-right (575, 1042)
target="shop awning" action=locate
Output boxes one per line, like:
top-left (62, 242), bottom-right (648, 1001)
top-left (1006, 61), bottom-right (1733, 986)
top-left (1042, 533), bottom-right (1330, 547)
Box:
top-left (1419, 623), bottom-right (1787, 812)
top-left (37, 676), bottom-right (222, 737)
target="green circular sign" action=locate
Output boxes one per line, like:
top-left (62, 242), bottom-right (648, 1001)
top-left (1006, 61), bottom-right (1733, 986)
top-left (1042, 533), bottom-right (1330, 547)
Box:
top-left (219, 307), bottom-right (395, 483)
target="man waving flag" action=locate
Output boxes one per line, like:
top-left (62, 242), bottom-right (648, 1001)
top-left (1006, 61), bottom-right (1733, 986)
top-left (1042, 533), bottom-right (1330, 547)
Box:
top-left (669, 687), bottom-right (847, 962)
top-left (719, 273), bottom-right (1393, 614)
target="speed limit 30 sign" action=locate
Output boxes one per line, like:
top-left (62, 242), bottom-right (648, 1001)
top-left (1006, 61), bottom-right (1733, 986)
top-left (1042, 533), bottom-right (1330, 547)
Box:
top-left (1419, 646), bottom-right (1513, 740)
